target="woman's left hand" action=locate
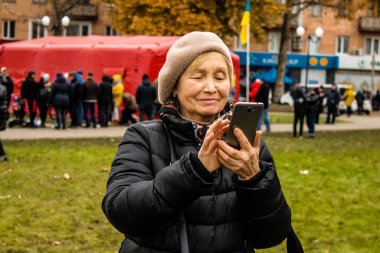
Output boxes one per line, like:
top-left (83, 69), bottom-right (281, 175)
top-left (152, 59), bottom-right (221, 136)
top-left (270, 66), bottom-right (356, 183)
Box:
top-left (217, 128), bottom-right (262, 180)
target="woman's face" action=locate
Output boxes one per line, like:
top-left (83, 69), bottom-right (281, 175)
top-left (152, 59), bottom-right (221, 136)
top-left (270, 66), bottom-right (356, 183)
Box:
top-left (175, 52), bottom-right (231, 122)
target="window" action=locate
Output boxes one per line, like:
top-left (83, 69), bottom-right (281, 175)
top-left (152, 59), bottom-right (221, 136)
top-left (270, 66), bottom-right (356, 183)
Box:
top-left (368, 0), bottom-right (380, 16)
top-left (2, 20), bottom-right (15, 39)
top-left (30, 20), bottom-right (44, 39)
top-left (365, 37), bottom-right (380, 55)
top-left (268, 32), bottom-right (281, 53)
top-left (234, 36), bottom-right (247, 51)
top-left (309, 35), bottom-right (321, 54)
top-left (338, 0), bottom-right (351, 17)
top-left (310, 4), bottom-right (322, 17)
top-left (105, 26), bottom-right (117, 36)
top-left (336, 36), bottom-right (350, 54)
top-left (67, 22), bottom-right (91, 36)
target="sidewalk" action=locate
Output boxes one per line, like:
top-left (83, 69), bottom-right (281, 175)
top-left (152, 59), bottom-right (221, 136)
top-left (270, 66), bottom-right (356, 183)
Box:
top-left (1, 114), bottom-right (380, 140)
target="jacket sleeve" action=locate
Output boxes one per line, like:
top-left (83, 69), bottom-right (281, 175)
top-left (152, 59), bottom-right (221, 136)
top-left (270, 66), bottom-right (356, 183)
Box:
top-left (232, 139), bottom-right (292, 249)
top-left (102, 123), bottom-right (215, 236)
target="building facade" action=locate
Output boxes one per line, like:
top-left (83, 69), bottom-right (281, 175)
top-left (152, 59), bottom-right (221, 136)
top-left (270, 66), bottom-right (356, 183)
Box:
top-left (0, 0), bottom-right (116, 41)
top-left (234, 0), bottom-right (380, 94)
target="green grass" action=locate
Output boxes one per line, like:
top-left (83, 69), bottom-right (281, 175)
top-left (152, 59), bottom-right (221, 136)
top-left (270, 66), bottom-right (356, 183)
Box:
top-left (1, 131), bottom-right (379, 252)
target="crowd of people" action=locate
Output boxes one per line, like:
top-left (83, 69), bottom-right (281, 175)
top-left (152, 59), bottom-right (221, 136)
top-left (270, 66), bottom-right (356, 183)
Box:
top-left (0, 68), bottom-right (158, 130)
top-left (290, 82), bottom-right (380, 138)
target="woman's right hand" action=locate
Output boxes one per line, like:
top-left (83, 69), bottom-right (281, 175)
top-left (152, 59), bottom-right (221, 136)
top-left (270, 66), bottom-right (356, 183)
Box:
top-left (198, 118), bottom-right (229, 173)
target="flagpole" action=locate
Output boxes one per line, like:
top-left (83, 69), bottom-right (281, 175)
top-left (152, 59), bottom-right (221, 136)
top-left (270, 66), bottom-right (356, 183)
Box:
top-left (245, 24), bottom-right (250, 102)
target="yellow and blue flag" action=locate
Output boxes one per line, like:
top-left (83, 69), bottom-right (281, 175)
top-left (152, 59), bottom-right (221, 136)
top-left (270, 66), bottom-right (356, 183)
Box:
top-left (240, 0), bottom-right (250, 45)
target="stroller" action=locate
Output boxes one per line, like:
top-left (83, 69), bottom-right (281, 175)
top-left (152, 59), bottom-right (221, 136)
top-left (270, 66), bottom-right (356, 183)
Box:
top-left (8, 96), bottom-right (27, 128)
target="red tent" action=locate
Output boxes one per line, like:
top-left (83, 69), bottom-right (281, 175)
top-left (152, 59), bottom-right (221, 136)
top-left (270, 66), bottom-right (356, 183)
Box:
top-left (0, 35), bottom-right (240, 102)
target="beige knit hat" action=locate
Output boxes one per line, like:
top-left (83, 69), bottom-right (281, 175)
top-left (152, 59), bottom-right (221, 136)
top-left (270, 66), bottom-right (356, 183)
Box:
top-left (158, 31), bottom-right (232, 104)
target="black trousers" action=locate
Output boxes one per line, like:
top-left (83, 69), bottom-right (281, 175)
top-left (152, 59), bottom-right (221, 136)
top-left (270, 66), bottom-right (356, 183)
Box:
top-left (326, 105), bottom-right (337, 124)
top-left (26, 98), bottom-right (36, 126)
top-left (293, 111), bottom-right (305, 137)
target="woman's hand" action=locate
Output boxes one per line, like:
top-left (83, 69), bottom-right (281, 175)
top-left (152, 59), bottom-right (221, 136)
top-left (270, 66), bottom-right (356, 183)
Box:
top-left (217, 128), bottom-right (262, 180)
top-left (198, 118), bottom-right (229, 173)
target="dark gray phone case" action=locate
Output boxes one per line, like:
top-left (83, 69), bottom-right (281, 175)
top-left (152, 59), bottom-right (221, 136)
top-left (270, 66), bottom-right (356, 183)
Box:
top-left (225, 102), bottom-right (264, 149)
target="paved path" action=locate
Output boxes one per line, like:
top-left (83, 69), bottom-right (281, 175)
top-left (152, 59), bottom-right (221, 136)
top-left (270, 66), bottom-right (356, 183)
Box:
top-left (1, 115), bottom-right (379, 140)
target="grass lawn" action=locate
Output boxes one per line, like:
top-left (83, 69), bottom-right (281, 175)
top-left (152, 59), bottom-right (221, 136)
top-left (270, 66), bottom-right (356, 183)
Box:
top-left (0, 130), bottom-right (379, 252)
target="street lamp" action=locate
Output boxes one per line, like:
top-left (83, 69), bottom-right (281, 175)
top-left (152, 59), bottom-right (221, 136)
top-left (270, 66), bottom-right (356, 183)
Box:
top-left (61, 16), bottom-right (70, 36)
top-left (41, 15), bottom-right (50, 37)
top-left (296, 26), bottom-right (324, 92)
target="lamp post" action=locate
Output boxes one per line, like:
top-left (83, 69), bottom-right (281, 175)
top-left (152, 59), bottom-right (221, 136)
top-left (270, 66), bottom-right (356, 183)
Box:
top-left (61, 16), bottom-right (70, 36)
top-left (296, 26), bottom-right (324, 93)
top-left (41, 15), bottom-right (50, 37)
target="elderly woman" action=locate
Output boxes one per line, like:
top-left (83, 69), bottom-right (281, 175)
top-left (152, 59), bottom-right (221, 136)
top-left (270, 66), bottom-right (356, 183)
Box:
top-left (102, 32), bottom-right (302, 253)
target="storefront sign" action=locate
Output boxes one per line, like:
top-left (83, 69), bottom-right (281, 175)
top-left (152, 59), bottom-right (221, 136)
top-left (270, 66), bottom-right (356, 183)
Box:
top-left (235, 51), bottom-right (338, 69)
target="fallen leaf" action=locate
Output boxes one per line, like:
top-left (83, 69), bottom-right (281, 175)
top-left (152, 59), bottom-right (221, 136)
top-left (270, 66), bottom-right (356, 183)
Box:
top-left (299, 170), bottom-right (310, 175)
top-left (0, 195), bottom-right (11, 199)
top-left (52, 241), bottom-right (61, 246)
top-left (63, 173), bottom-right (70, 180)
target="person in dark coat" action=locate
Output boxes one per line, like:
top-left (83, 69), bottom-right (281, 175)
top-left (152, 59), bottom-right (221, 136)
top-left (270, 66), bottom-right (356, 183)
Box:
top-left (0, 82), bottom-right (8, 161)
top-left (102, 32), bottom-right (301, 253)
top-left (135, 74), bottom-right (156, 121)
top-left (325, 83), bottom-right (340, 124)
top-left (0, 67), bottom-right (13, 111)
top-left (306, 88), bottom-right (319, 138)
top-left (36, 73), bottom-right (51, 128)
top-left (255, 81), bottom-right (271, 132)
top-left (83, 72), bottom-right (98, 128)
top-left (316, 85), bottom-right (325, 124)
top-left (68, 72), bottom-right (82, 128)
top-left (21, 71), bottom-right (39, 128)
top-left (97, 75), bottom-right (113, 127)
top-left (290, 84), bottom-right (307, 137)
top-left (50, 73), bottom-right (70, 129)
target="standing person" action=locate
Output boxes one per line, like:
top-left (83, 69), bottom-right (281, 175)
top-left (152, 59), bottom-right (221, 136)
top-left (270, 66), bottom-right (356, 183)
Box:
top-left (290, 84), bottom-right (307, 137)
top-left (102, 31), bottom-right (302, 253)
top-left (316, 85), bottom-right (325, 124)
top-left (342, 85), bottom-right (355, 117)
top-left (355, 88), bottom-right (364, 115)
top-left (362, 86), bottom-right (372, 115)
top-left (0, 67), bottom-right (13, 111)
top-left (97, 75), bottom-right (113, 127)
top-left (76, 70), bottom-right (85, 126)
top-left (68, 72), bottom-right (82, 128)
top-left (111, 74), bottom-right (124, 125)
top-left (135, 74), bottom-right (156, 121)
top-left (0, 82), bottom-right (8, 161)
top-left (306, 88), bottom-right (319, 138)
top-left (83, 72), bottom-right (98, 128)
top-left (325, 83), bottom-right (340, 124)
top-left (36, 73), bottom-right (52, 128)
top-left (249, 79), bottom-right (263, 102)
top-left (373, 88), bottom-right (380, 111)
top-left (21, 71), bottom-right (38, 128)
top-left (255, 81), bottom-right (271, 132)
top-left (50, 73), bottom-right (70, 129)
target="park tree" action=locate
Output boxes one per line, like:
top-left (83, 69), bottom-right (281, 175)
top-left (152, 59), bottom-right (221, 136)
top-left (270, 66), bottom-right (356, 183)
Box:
top-left (106, 0), bottom-right (285, 40)
top-left (273, 0), bottom-right (371, 102)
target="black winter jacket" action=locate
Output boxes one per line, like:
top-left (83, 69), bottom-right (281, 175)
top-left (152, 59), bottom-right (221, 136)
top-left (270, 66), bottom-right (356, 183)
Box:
top-left (102, 114), bottom-right (292, 253)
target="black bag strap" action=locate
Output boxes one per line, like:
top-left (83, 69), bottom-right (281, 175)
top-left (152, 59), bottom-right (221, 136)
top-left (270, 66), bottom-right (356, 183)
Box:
top-left (163, 122), bottom-right (190, 253)
top-left (286, 226), bottom-right (304, 253)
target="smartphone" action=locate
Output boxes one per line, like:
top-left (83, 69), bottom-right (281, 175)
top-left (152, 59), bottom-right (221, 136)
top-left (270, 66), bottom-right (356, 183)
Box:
top-left (225, 102), bottom-right (263, 149)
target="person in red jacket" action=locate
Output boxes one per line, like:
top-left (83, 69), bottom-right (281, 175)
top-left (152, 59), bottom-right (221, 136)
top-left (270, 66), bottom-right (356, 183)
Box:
top-left (249, 79), bottom-right (263, 102)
